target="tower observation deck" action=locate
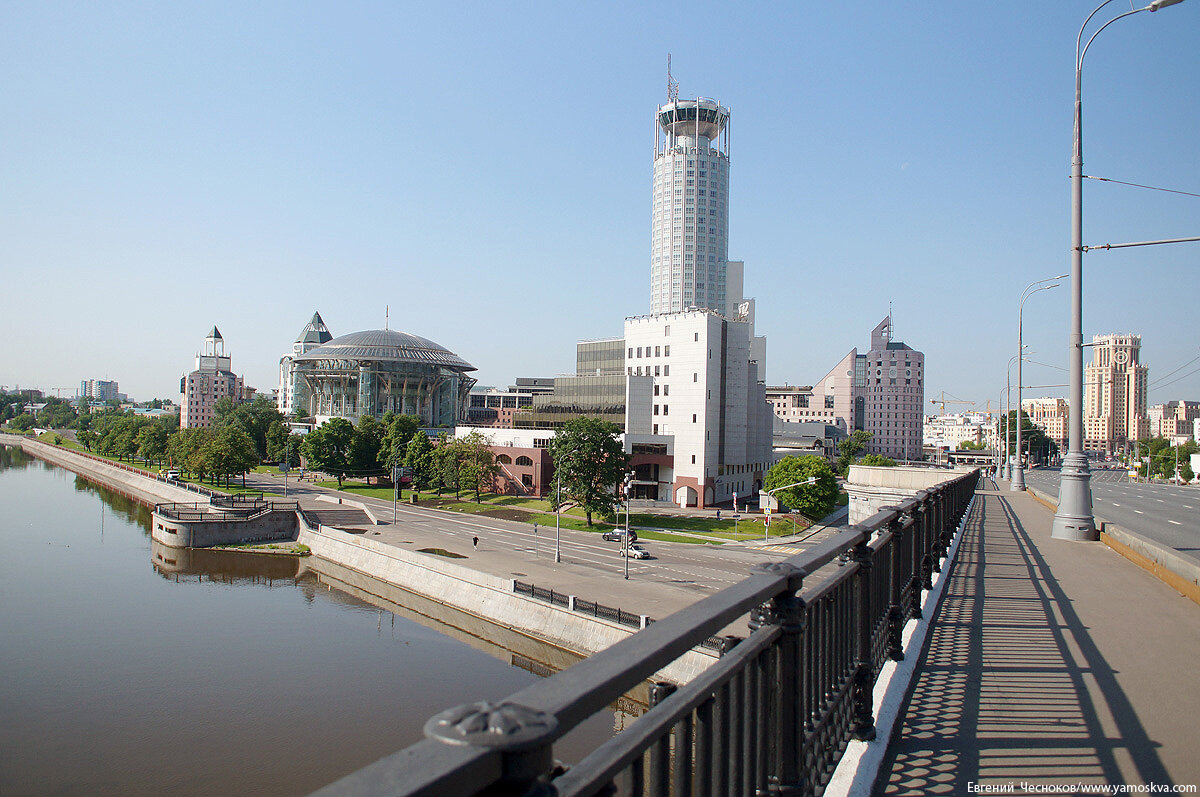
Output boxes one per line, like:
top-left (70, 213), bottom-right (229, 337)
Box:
top-left (651, 98), bottom-right (732, 316)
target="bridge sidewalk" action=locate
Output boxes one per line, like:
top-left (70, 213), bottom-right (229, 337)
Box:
top-left (876, 481), bottom-right (1200, 794)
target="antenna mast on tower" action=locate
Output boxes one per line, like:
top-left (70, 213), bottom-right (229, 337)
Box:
top-left (667, 53), bottom-right (679, 103)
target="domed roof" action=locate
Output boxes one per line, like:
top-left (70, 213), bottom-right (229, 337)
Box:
top-left (295, 329), bottom-right (475, 371)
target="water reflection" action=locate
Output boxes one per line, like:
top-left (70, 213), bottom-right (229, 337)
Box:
top-left (0, 452), bottom-right (630, 795)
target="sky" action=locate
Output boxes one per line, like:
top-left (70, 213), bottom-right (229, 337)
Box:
top-left (2, 1), bottom-right (1197, 412)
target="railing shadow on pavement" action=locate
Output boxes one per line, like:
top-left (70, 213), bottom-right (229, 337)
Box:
top-left (877, 485), bottom-right (1173, 795)
top-left (310, 471), bottom-right (979, 797)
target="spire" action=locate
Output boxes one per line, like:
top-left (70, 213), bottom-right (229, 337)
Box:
top-left (208, 325), bottom-right (222, 341)
top-left (667, 53), bottom-right (679, 103)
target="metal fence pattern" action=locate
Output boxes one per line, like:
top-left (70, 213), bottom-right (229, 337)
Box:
top-left (312, 470), bottom-right (978, 797)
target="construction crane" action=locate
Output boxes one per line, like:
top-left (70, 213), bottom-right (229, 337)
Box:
top-left (930, 391), bottom-right (974, 415)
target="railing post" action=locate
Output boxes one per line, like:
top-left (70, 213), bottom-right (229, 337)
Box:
top-left (648, 681), bottom-right (677, 797)
top-left (424, 700), bottom-right (558, 795)
top-left (850, 535), bottom-right (877, 741)
top-left (930, 489), bottom-right (944, 574)
top-left (749, 561), bottom-right (806, 797)
top-left (919, 496), bottom-right (935, 593)
top-left (886, 510), bottom-right (906, 662)
top-left (909, 500), bottom-right (926, 619)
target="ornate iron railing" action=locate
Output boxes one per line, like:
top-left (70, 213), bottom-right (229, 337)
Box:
top-left (312, 470), bottom-right (978, 797)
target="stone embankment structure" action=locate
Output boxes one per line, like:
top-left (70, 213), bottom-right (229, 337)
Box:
top-left (1, 432), bottom-right (713, 682)
top-left (845, 463), bottom-right (976, 524)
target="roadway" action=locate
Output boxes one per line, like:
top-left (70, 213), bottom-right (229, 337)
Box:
top-left (239, 472), bottom-right (829, 617)
top-left (1020, 466), bottom-right (1200, 565)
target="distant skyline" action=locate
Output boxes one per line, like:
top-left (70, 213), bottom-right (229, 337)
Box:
top-left (3, 3), bottom-right (1197, 410)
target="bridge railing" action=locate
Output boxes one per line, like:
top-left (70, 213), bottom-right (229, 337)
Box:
top-left (312, 470), bottom-right (978, 797)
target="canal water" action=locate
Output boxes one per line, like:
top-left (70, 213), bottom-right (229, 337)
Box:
top-left (0, 447), bottom-right (624, 795)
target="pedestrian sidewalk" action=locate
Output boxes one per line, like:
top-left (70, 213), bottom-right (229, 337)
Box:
top-left (876, 481), bottom-right (1200, 793)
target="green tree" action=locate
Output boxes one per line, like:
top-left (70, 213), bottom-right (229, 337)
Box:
top-left (431, 432), bottom-right (463, 497)
top-left (835, 430), bottom-right (873, 475)
top-left (859, 454), bottom-right (897, 467)
top-left (458, 430), bottom-right (500, 501)
top-left (379, 413), bottom-right (421, 472)
top-left (77, 428), bottom-right (98, 451)
top-left (303, 418), bottom-right (355, 487)
top-left (549, 417), bottom-right (628, 527)
top-left (348, 415), bottom-right (386, 484)
top-left (8, 413), bottom-right (34, 432)
top-left (136, 424), bottom-right (168, 466)
top-left (763, 456), bottom-right (839, 519)
top-left (218, 397), bottom-right (283, 461)
top-left (265, 421), bottom-right (303, 466)
top-left (404, 431), bottom-right (435, 490)
top-left (211, 425), bottom-right (258, 486)
top-left (958, 440), bottom-right (986, 451)
top-left (167, 427), bottom-right (207, 476)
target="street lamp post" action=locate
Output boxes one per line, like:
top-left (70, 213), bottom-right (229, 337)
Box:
top-left (1004, 351), bottom-right (1027, 481)
top-left (761, 477), bottom-right (818, 541)
top-left (1053, 0), bottom-right (1185, 539)
top-left (554, 471), bottom-right (561, 563)
top-left (1012, 277), bottom-right (1065, 491)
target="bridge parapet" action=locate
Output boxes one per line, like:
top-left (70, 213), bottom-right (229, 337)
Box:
top-left (311, 469), bottom-right (980, 797)
top-left (845, 464), bottom-right (974, 525)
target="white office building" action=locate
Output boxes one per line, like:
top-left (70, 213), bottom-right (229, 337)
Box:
top-left (624, 307), bottom-right (772, 508)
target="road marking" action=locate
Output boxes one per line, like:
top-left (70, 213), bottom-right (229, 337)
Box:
top-left (1112, 503), bottom-right (1120, 507)
top-left (1168, 520), bottom-right (1182, 526)
top-left (1134, 510), bottom-right (1143, 514)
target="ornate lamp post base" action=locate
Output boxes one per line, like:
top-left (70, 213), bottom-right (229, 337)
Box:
top-left (1011, 465), bottom-right (1026, 491)
top-left (1051, 453), bottom-right (1098, 540)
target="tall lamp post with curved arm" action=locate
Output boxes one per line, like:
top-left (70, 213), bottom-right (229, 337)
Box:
top-left (1012, 277), bottom-right (1065, 491)
top-left (1005, 350), bottom-right (1029, 481)
top-left (1053, 0), bottom-right (1186, 540)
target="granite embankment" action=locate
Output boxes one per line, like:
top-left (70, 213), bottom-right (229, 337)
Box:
top-left (0, 433), bottom-right (199, 505)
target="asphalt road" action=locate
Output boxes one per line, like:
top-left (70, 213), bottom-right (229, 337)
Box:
top-left (1020, 466), bottom-right (1200, 564)
top-left (243, 472), bottom-right (817, 600)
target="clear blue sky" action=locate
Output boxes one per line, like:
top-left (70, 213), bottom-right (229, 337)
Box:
top-left (3, 2), bottom-right (1197, 410)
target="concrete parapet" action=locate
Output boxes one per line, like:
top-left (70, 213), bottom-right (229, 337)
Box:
top-left (151, 507), bottom-right (298, 548)
top-left (295, 512), bottom-right (717, 683)
top-left (845, 464), bottom-right (972, 525)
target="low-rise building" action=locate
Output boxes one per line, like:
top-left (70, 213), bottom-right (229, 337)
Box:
top-left (923, 413), bottom-right (985, 450)
top-left (1022, 397), bottom-right (1069, 452)
top-left (1150, 400), bottom-right (1200, 440)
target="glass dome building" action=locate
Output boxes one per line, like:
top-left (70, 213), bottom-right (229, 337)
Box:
top-left (290, 327), bottom-right (476, 427)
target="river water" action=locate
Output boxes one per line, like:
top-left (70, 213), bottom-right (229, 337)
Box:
top-left (0, 447), bottom-right (623, 795)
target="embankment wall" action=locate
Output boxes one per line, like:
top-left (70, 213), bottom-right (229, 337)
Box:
top-left (296, 516), bottom-right (718, 684)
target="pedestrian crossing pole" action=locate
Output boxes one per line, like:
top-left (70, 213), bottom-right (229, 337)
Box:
top-left (763, 506), bottom-right (771, 541)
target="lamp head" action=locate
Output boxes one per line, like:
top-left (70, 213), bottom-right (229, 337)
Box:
top-left (1148, 0), bottom-right (1184, 10)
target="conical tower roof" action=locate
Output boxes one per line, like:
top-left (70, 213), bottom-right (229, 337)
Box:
top-left (207, 325), bottom-right (223, 341)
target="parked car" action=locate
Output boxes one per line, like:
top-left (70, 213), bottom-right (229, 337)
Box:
top-left (625, 545), bottom-right (650, 560)
top-left (602, 529), bottom-right (637, 542)
top-left (164, 469), bottom-right (181, 480)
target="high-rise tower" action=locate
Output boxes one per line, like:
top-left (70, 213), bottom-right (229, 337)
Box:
top-left (650, 94), bottom-right (731, 316)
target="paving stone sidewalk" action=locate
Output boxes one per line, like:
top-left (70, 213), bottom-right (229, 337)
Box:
top-left (877, 482), bottom-right (1200, 794)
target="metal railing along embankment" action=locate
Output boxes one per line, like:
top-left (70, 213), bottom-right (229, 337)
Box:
top-left (154, 499), bottom-right (299, 523)
top-left (313, 469), bottom-right (978, 797)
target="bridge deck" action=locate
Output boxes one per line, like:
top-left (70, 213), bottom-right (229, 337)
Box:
top-left (877, 481), bottom-right (1200, 793)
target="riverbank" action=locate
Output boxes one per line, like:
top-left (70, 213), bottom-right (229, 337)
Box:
top-left (1, 432), bottom-right (718, 683)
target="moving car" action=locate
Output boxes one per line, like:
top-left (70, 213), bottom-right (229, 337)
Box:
top-left (602, 529), bottom-right (637, 542)
top-left (625, 544), bottom-right (650, 560)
